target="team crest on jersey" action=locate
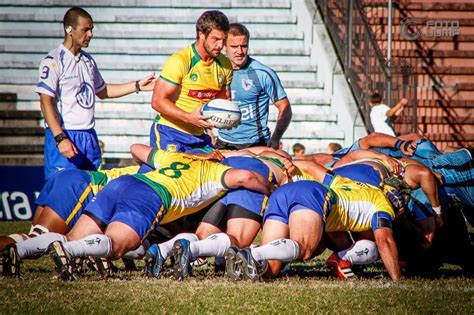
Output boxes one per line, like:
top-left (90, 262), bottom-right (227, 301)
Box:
top-left (242, 79), bottom-right (253, 91)
top-left (76, 82), bottom-right (95, 109)
top-left (190, 73), bottom-right (198, 81)
top-left (167, 144), bottom-right (178, 152)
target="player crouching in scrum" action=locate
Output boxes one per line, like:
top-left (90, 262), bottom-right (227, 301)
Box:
top-left (226, 171), bottom-right (409, 282)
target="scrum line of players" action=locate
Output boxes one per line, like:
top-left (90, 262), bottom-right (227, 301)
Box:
top-left (1, 132), bottom-right (472, 281)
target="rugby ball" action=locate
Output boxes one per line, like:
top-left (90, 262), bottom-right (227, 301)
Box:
top-left (201, 99), bottom-right (241, 129)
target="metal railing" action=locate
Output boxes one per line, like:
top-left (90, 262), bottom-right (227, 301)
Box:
top-left (317, 0), bottom-right (418, 134)
top-left (317, 0), bottom-right (468, 147)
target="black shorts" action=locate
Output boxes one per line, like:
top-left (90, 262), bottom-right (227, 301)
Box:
top-left (201, 201), bottom-right (263, 230)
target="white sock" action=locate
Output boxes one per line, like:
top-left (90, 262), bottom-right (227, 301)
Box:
top-left (158, 233), bottom-right (198, 259)
top-left (250, 239), bottom-right (300, 263)
top-left (337, 239), bottom-right (379, 265)
top-left (63, 234), bottom-right (112, 258)
top-left (16, 232), bottom-right (66, 258)
top-left (189, 233), bottom-right (230, 258)
top-left (123, 245), bottom-right (146, 260)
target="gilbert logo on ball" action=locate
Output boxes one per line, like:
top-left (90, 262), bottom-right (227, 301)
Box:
top-left (201, 99), bottom-right (241, 129)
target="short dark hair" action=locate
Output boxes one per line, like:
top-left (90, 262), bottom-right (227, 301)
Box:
top-left (196, 10), bottom-right (230, 39)
top-left (327, 142), bottom-right (342, 152)
top-left (63, 7), bottom-right (93, 31)
top-left (369, 92), bottom-right (383, 104)
top-left (292, 143), bottom-right (305, 152)
top-left (229, 23), bottom-right (250, 40)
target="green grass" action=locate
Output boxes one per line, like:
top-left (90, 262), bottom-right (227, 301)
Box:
top-left (1, 222), bottom-right (473, 313)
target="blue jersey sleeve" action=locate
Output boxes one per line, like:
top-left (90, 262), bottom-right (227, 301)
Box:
top-left (259, 68), bottom-right (287, 103)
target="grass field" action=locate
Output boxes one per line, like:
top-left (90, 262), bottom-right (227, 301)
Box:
top-left (1, 221), bottom-right (473, 313)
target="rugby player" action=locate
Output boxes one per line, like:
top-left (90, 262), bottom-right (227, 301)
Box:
top-left (42, 148), bottom-right (273, 280)
top-left (227, 162), bottom-right (406, 282)
top-left (149, 10), bottom-right (232, 152)
top-left (1, 166), bottom-right (139, 276)
top-left (144, 152), bottom-right (295, 280)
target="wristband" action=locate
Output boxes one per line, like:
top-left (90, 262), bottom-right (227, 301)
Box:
top-left (432, 206), bottom-right (442, 215)
top-left (395, 139), bottom-right (403, 150)
top-left (135, 80), bottom-right (141, 94)
top-left (54, 132), bottom-right (68, 146)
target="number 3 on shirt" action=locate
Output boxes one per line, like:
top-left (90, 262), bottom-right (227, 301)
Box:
top-left (40, 66), bottom-right (50, 79)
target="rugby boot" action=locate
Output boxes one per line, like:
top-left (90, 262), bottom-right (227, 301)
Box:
top-left (144, 244), bottom-right (166, 279)
top-left (1, 244), bottom-right (21, 277)
top-left (93, 257), bottom-right (116, 277)
top-left (224, 245), bottom-right (242, 280)
top-left (48, 241), bottom-right (75, 281)
top-left (172, 239), bottom-right (192, 281)
top-left (236, 247), bottom-right (267, 281)
top-left (191, 257), bottom-right (209, 268)
top-left (326, 253), bottom-right (356, 280)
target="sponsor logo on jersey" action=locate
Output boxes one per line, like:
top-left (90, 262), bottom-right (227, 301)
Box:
top-left (76, 82), bottom-right (95, 109)
top-left (242, 79), bottom-right (253, 91)
top-left (188, 89), bottom-right (219, 99)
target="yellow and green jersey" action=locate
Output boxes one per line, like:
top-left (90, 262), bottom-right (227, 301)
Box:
top-left (133, 150), bottom-right (231, 224)
top-left (158, 44), bottom-right (233, 135)
top-left (325, 175), bottom-right (395, 232)
top-left (88, 165), bottom-right (140, 195)
top-left (291, 166), bottom-right (316, 182)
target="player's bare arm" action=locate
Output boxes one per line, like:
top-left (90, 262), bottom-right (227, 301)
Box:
top-left (151, 78), bottom-right (213, 129)
top-left (130, 144), bottom-right (224, 166)
top-left (269, 97), bottom-right (292, 149)
top-left (335, 149), bottom-right (400, 174)
top-left (96, 72), bottom-right (156, 99)
top-left (403, 163), bottom-right (443, 228)
top-left (292, 159), bottom-right (328, 183)
top-left (224, 168), bottom-right (274, 195)
top-left (39, 93), bottom-right (78, 159)
top-left (374, 227), bottom-right (401, 281)
top-left (359, 133), bottom-right (417, 156)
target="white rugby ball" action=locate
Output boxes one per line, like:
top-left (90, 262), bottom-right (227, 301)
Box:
top-left (201, 99), bottom-right (241, 129)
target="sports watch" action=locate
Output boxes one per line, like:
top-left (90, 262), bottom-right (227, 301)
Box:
top-left (54, 132), bottom-right (68, 146)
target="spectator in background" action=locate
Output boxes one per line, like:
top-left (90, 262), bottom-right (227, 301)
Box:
top-left (368, 92), bottom-right (407, 136)
top-left (327, 142), bottom-right (342, 154)
top-left (215, 23), bottom-right (292, 150)
top-left (36, 6), bottom-right (155, 180)
top-left (292, 143), bottom-right (306, 157)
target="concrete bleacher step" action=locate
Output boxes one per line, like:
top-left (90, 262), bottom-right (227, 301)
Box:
top-left (0, 68), bottom-right (320, 87)
top-left (0, 144), bottom-right (43, 154)
top-left (0, 0), bottom-right (350, 159)
top-left (2, 0), bottom-right (291, 7)
top-left (0, 36), bottom-right (305, 50)
top-left (0, 87), bottom-right (330, 106)
top-left (0, 110), bottom-right (43, 127)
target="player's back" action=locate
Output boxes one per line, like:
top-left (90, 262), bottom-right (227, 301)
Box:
top-left (133, 150), bottom-right (231, 223)
top-left (325, 175), bottom-right (394, 232)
